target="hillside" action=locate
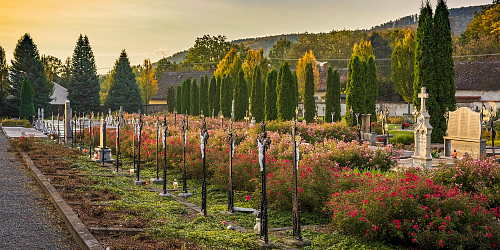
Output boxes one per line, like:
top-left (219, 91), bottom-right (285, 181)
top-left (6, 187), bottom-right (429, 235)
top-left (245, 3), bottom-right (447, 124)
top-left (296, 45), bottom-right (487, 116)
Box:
top-left (231, 34), bottom-right (300, 56)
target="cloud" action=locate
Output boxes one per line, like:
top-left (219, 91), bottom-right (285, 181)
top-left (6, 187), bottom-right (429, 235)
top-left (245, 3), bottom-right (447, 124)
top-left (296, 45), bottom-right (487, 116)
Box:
top-left (154, 47), bottom-right (169, 56)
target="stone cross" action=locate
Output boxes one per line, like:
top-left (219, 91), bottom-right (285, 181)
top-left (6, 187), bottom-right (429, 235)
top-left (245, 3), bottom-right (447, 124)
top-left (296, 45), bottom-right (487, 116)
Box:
top-left (244, 111), bottom-right (250, 129)
top-left (418, 87), bottom-right (428, 113)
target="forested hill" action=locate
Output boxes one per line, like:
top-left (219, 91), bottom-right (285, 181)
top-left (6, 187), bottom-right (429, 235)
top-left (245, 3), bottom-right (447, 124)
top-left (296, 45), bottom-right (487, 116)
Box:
top-left (231, 34), bottom-right (300, 57)
top-left (370, 5), bottom-right (488, 35)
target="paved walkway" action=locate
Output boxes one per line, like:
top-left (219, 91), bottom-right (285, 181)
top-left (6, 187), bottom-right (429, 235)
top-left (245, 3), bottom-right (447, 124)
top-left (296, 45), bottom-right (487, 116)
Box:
top-left (0, 132), bottom-right (78, 249)
top-left (2, 126), bottom-right (48, 138)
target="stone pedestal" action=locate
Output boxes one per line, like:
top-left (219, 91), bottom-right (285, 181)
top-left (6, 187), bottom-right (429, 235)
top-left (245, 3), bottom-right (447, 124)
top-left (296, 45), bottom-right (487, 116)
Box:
top-left (94, 148), bottom-right (115, 163)
top-left (256, 240), bottom-right (274, 250)
top-left (134, 180), bottom-right (146, 185)
top-left (159, 192), bottom-right (172, 197)
top-left (412, 87), bottom-right (433, 169)
top-left (150, 178), bottom-right (164, 185)
top-left (283, 238), bottom-right (311, 247)
top-left (178, 192), bottom-right (193, 198)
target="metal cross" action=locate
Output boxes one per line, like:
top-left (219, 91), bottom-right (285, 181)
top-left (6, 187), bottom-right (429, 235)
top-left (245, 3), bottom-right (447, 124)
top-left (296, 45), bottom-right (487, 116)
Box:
top-left (256, 121), bottom-right (271, 244)
top-left (200, 117), bottom-right (210, 216)
top-left (224, 121), bottom-right (236, 213)
top-left (287, 118), bottom-right (302, 241)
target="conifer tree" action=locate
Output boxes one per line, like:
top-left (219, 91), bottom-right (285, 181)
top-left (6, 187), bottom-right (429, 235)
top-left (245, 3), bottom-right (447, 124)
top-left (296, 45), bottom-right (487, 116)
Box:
top-left (104, 50), bottom-right (142, 113)
top-left (19, 78), bottom-right (35, 120)
top-left (176, 85), bottom-right (182, 112)
top-left (332, 69), bottom-right (341, 122)
top-left (208, 75), bottom-right (217, 117)
top-left (220, 75), bottom-right (233, 118)
top-left (214, 76), bottom-right (222, 115)
top-left (0, 46), bottom-right (9, 114)
top-left (234, 69), bottom-right (248, 121)
top-left (292, 71), bottom-right (299, 106)
top-left (325, 67), bottom-right (334, 123)
top-left (345, 55), bottom-right (365, 126)
top-left (276, 61), bottom-right (295, 121)
top-left (5, 33), bottom-right (50, 117)
top-left (250, 66), bottom-right (264, 122)
top-left (304, 63), bottom-right (316, 123)
top-left (365, 56), bottom-right (378, 122)
top-left (68, 34), bottom-right (100, 114)
top-left (167, 86), bottom-right (175, 112)
top-left (182, 79), bottom-right (191, 115)
top-left (190, 79), bottom-right (199, 116)
top-left (199, 75), bottom-right (209, 116)
top-left (265, 70), bottom-right (278, 121)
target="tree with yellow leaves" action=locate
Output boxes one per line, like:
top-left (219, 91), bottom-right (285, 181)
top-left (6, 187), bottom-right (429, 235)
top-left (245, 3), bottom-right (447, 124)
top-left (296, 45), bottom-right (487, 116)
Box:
top-left (352, 40), bottom-right (374, 61)
top-left (296, 51), bottom-right (319, 100)
top-left (139, 59), bottom-right (158, 105)
top-left (214, 48), bottom-right (241, 84)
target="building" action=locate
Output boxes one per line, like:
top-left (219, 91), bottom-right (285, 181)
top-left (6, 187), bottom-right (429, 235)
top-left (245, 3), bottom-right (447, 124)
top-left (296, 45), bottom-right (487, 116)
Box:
top-left (150, 71), bottom-right (214, 105)
top-left (50, 82), bottom-right (68, 116)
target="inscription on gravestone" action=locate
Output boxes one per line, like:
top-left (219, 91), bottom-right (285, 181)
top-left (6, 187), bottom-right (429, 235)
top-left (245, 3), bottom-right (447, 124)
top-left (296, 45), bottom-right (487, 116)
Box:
top-left (444, 107), bottom-right (486, 159)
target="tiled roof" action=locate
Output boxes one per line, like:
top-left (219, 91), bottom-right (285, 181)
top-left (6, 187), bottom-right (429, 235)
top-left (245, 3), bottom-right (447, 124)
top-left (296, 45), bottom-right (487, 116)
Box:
top-left (152, 71), bottom-right (214, 100)
top-left (317, 65), bottom-right (348, 92)
top-left (454, 60), bottom-right (500, 90)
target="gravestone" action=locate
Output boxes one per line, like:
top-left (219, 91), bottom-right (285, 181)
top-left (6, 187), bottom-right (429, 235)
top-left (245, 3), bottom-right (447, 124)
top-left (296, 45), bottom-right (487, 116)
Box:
top-left (94, 118), bottom-right (115, 163)
top-left (37, 108), bottom-right (41, 130)
top-left (64, 100), bottom-right (72, 144)
top-left (444, 107), bottom-right (486, 159)
top-left (412, 87), bottom-right (433, 169)
top-left (41, 108), bottom-right (45, 131)
top-left (360, 114), bottom-right (376, 144)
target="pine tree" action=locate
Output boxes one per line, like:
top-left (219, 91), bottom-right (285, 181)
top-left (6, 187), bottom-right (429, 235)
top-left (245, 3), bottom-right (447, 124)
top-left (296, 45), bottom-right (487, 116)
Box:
top-left (332, 69), bottom-right (341, 122)
top-left (277, 61), bottom-right (296, 121)
top-left (0, 46), bottom-right (9, 115)
top-left (345, 55), bottom-right (365, 126)
top-left (199, 75), bottom-right (209, 116)
top-left (104, 50), bottom-right (142, 113)
top-left (176, 85), bottom-right (182, 113)
top-left (190, 79), bottom-right (199, 116)
top-left (304, 63), bottom-right (316, 123)
top-left (265, 70), bottom-right (278, 121)
top-left (220, 75), bottom-right (233, 118)
top-left (414, 1), bottom-right (440, 142)
top-left (434, 0), bottom-right (456, 141)
top-left (250, 66), bottom-right (264, 122)
top-left (182, 78), bottom-right (191, 115)
top-left (167, 86), bottom-right (175, 112)
top-left (68, 34), bottom-right (100, 114)
top-left (19, 78), bottom-right (35, 120)
top-left (208, 75), bottom-right (217, 117)
top-left (234, 69), bottom-right (248, 121)
top-left (365, 56), bottom-right (378, 122)
top-left (5, 33), bottom-right (50, 118)
top-left (324, 67), bottom-right (334, 123)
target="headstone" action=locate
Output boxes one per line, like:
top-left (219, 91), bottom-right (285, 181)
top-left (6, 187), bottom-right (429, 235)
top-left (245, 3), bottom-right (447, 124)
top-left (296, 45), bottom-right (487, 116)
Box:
top-left (361, 114), bottom-right (375, 143)
top-left (444, 107), bottom-right (486, 159)
top-left (94, 118), bottom-right (115, 163)
top-left (119, 106), bottom-right (123, 126)
top-left (64, 100), bottom-right (72, 144)
top-left (41, 108), bottom-right (44, 131)
top-left (412, 87), bottom-right (433, 168)
top-left (37, 108), bottom-right (41, 130)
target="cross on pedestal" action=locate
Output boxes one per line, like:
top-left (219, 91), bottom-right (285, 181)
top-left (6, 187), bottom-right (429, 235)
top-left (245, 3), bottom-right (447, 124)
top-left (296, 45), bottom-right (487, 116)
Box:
top-left (418, 87), bottom-right (428, 113)
top-left (244, 110), bottom-right (250, 130)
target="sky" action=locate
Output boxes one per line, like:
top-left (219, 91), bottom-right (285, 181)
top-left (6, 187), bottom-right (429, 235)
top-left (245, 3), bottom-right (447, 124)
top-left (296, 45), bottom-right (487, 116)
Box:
top-left (0, 0), bottom-right (492, 74)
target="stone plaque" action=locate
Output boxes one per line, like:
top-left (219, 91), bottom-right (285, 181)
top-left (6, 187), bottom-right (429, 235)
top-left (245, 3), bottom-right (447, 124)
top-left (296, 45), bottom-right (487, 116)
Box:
top-left (361, 114), bottom-right (371, 134)
top-left (444, 107), bottom-right (485, 159)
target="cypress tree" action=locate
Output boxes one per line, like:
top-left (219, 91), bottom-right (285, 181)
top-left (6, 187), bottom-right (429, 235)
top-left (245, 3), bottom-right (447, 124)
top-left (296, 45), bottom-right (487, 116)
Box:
top-left (215, 76), bottom-right (222, 116)
top-left (292, 71), bottom-right (299, 107)
top-left (434, 0), bottom-right (456, 141)
top-left (0, 46), bottom-right (9, 115)
top-left (167, 86), bottom-right (175, 112)
top-left (277, 61), bottom-right (295, 121)
top-left (234, 69), bottom-right (248, 121)
top-left (19, 78), bottom-right (35, 120)
top-left (176, 85), bottom-right (182, 113)
top-left (5, 33), bottom-right (50, 118)
top-left (345, 55), bottom-right (365, 126)
top-left (365, 56), bottom-right (378, 122)
top-left (332, 69), bottom-right (341, 122)
top-left (304, 63), bottom-right (316, 123)
top-left (251, 66), bottom-right (264, 122)
top-left (325, 67), bottom-right (334, 123)
top-left (104, 50), bottom-right (142, 113)
top-left (68, 34), bottom-right (100, 114)
top-left (220, 75), bottom-right (233, 118)
top-left (265, 70), bottom-right (278, 121)
top-left (199, 75), bottom-right (209, 116)
top-left (190, 79), bottom-right (199, 116)
top-left (208, 75), bottom-right (217, 117)
top-left (182, 78), bottom-right (191, 115)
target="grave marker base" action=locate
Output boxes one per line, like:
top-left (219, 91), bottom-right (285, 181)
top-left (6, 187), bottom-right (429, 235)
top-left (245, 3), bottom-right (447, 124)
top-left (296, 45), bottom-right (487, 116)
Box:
top-left (178, 192), bottom-right (193, 198)
top-left (150, 178), bottom-right (164, 185)
top-left (134, 180), bottom-right (146, 186)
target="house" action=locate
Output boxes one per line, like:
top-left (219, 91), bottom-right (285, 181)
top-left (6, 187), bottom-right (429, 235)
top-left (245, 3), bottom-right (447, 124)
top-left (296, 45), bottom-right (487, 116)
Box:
top-left (50, 82), bottom-right (68, 116)
top-left (454, 60), bottom-right (500, 110)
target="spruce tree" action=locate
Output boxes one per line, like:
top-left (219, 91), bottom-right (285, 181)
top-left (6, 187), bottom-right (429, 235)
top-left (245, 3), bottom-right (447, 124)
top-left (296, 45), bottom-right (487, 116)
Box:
top-left (176, 85), bottom-right (182, 112)
top-left (324, 67), bottom-right (334, 123)
top-left (19, 78), bottom-right (35, 120)
top-left (190, 79), bottom-right (199, 116)
top-left (68, 34), bottom-right (100, 114)
top-left (276, 61), bottom-right (295, 121)
top-left (220, 75), bottom-right (233, 118)
top-left (434, 0), bottom-right (456, 141)
top-left (208, 75), bottom-right (217, 117)
top-left (104, 50), bottom-right (142, 113)
top-left (265, 70), bottom-right (278, 121)
top-left (5, 33), bottom-right (50, 118)
top-left (182, 78), bottom-right (191, 115)
top-left (251, 66), bottom-right (264, 122)
top-left (304, 63), bottom-right (316, 123)
top-left (167, 86), bottom-right (175, 112)
top-left (332, 69), bottom-right (341, 122)
top-left (234, 69), bottom-right (248, 121)
top-left (365, 56), bottom-right (378, 122)
top-left (199, 75), bottom-right (209, 116)
top-left (0, 46), bottom-right (9, 115)
top-left (345, 55), bottom-right (365, 126)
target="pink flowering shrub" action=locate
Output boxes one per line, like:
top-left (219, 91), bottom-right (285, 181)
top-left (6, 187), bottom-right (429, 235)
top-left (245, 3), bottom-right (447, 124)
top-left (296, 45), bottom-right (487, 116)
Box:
top-left (329, 169), bottom-right (500, 249)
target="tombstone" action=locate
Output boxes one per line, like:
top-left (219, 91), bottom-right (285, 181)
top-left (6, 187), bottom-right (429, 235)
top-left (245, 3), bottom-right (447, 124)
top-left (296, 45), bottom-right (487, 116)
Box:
top-left (64, 100), bottom-right (73, 144)
top-left (444, 107), bottom-right (486, 159)
top-left (360, 114), bottom-right (376, 144)
top-left (412, 87), bottom-right (433, 169)
top-left (37, 108), bottom-right (41, 130)
top-left (94, 118), bottom-right (115, 163)
top-left (41, 108), bottom-right (45, 131)
top-left (119, 106), bottom-right (124, 127)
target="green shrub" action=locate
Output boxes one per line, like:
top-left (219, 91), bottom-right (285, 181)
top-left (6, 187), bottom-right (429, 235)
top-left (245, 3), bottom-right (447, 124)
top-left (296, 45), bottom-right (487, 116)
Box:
top-left (390, 133), bottom-right (414, 145)
top-left (1, 119), bottom-right (32, 127)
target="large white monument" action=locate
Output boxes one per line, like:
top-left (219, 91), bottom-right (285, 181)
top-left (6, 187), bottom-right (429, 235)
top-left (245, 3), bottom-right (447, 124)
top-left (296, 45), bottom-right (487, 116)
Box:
top-left (412, 87), bottom-right (433, 169)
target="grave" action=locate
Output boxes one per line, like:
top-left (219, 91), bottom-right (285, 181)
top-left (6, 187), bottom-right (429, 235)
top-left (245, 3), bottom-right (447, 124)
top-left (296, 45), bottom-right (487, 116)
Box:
top-left (94, 118), bottom-right (115, 163)
top-left (360, 114), bottom-right (376, 144)
top-left (444, 107), bottom-right (486, 159)
top-left (64, 100), bottom-right (72, 144)
top-left (412, 87), bottom-right (433, 169)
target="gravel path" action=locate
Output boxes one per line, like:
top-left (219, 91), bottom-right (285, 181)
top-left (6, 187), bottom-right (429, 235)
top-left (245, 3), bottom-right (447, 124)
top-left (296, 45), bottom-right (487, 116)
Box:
top-left (0, 131), bottom-right (79, 249)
